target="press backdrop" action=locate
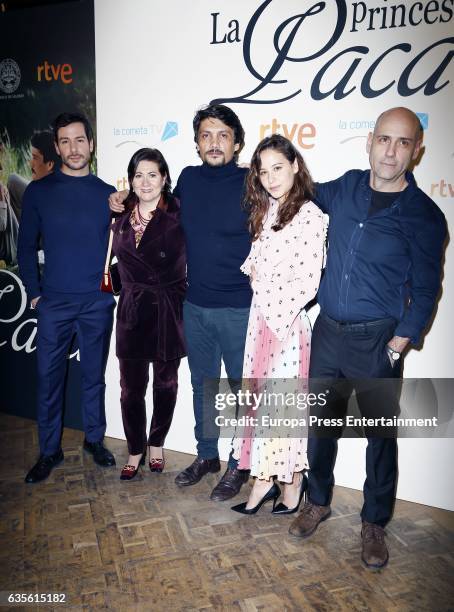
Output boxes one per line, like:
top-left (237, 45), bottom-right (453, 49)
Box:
top-left (1, 0), bottom-right (452, 510)
top-left (95, 0), bottom-right (453, 510)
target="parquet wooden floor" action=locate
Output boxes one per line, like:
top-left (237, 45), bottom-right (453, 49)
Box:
top-left (0, 413), bottom-right (453, 611)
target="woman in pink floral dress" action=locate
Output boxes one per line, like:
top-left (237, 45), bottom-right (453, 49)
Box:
top-left (231, 135), bottom-right (327, 515)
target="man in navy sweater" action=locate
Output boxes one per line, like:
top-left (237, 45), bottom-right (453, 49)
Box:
top-left (289, 107), bottom-right (447, 569)
top-left (18, 112), bottom-right (117, 483)
top-left (110, 105), bottom-right (252, 501)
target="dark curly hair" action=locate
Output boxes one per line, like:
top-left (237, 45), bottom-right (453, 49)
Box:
top-left (246, 135), bottom-right (314, 241)
top-left (193, 104), bottom-right (245, 160)
top-left (123, 147), bottom-right (172, 212)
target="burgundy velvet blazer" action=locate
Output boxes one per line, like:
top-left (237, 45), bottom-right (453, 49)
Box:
top-left (112, 196), bottom-right (186, 361)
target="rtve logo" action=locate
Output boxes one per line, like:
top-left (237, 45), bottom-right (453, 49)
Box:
top-left (37, 60), bottom-right (73, 84)
top-left (259, 119), bottom-right (316, 149)
top-left (430, 180), bottom-right (454, 198)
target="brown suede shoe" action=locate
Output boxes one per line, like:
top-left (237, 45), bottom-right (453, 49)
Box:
top-left (210, 468), bottom-right (249, 501)
top-left (361, 522), bottom-right (389, 569)
top-left (288, 501), bottom-right (331, 538)
top-left (174, 456), bottom-right (221, 486)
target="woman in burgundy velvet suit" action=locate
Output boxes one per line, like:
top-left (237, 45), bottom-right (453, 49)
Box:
top-left (112, 148), bottom-right (186, 480)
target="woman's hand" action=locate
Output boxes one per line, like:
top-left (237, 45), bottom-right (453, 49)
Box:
top-left (250, 264), bottom-right (256, 283)
top-left (109, 189), bottom-right (128, 214)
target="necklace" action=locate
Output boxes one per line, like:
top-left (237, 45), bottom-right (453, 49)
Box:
top-left (136, 203), bottom-right (153, 226)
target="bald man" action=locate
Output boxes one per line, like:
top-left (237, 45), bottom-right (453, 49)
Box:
top-left (289, 108), bottom-right (447, 569)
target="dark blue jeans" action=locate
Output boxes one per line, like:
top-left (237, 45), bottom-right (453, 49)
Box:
top-left (308, 313), bottom-right (401, 527)
top-left (183, 301), bottom-right (249, 468)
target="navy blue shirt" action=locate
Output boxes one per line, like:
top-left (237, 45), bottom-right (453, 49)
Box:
top-left (174, 160), bottom-right (252, 308)
top-left (314, 170), bottom-right (447, 344)
top-left (18, 169), bottom-right (115, 301)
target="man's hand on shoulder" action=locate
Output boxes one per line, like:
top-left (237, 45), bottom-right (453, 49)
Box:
top-left (109, 190), bottom-right (128, 214)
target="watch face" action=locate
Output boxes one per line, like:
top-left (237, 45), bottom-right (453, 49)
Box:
top-left (386, 346), bottom-right (400, 360)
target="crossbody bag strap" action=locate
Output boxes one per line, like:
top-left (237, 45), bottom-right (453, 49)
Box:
top-left (103, 218), bottom-right (115, 283)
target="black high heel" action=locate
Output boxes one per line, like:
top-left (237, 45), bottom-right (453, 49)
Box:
top-left (272, 471), bottom-right (308, 515)
top-left (231, 482), bottom-right (281, 515)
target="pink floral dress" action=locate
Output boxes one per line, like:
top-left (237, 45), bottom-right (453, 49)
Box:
top-left (233, 199), bottom-right (327, 482)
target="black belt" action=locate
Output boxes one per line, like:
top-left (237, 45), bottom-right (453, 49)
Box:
top-left (320, 313), bottom-right (396, 331)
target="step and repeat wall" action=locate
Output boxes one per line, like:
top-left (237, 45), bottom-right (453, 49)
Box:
top-left (0, 0), bottom-right (97, 430)
top-left (1, 0), bottom-right (453, 509)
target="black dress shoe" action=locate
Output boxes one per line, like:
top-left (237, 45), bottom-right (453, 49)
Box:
top-left (210, 468), bottom-right (250, 501)
top-left (25, 449), bottom-right (64, 483)
top-left (174, 456), bottom-right (221, 486)
top-left (272, 471), bottom-right (308, 515)
top-left (231, 482), bottom-right (281, 515)
top-left (83, 440), bottom-right (116, 467)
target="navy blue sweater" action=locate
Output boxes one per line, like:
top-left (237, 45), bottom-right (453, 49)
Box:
top-left (18, 169), bottom-right (115, 301)
top-left (174, 160), bottom-right (252, 308)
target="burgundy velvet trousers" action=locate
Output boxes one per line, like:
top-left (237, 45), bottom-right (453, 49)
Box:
top-left (119, 358), bottom-right (180, 455)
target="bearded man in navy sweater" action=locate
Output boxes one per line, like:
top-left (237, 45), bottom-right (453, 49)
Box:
top-left (173, 105), bottom-right (252, 501)
top-left (110, 105), bottom-right (252, 501)
top-left (18, 112), bottom-right (117, 483)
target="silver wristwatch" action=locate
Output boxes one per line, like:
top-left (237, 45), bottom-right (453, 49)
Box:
top-left (386, 345), bottom-right (401, 361)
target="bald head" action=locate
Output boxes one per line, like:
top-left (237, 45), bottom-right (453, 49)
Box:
top-left (367, 106), bottom-right (423, 192)
top-left (374, 107), bottom-right (423, 143)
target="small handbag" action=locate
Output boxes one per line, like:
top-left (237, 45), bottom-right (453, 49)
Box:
top-left (100, 219), bottom-right (122, 296)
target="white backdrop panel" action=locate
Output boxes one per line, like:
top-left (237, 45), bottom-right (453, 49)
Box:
top-left (95, 0), bottom-right (454, 510)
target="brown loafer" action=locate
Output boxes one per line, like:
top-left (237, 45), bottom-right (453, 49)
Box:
top-left (288, 501), bottom-right (331, 538)
top-left (361, 522), bottom-right (389, 569)
top-left (210, 468), bottom-right (249, 502)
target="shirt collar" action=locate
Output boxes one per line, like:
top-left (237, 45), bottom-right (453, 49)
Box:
top-left (362, 169), bottom-right (417, 197)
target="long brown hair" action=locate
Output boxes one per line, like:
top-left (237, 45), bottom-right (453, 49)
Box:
top-left (245, 135), bottom-right (314, 240)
